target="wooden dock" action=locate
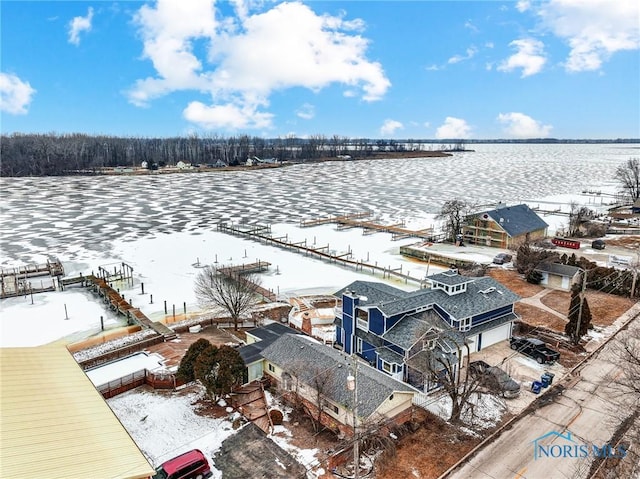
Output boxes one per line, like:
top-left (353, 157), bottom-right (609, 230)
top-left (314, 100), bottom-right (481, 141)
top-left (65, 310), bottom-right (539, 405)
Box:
top-left (217, 261), bottom-right (277, 302)
top-left (0, 259), bottom-right (64, 298)
top-left (217, 222), bottom-right (427, 286)
top-left (300, 211), bottom-right (437, 241)
top-left (74, 275), bottom-right (177, 340)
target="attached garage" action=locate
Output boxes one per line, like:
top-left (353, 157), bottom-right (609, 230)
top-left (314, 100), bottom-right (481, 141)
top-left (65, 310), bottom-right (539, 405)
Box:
top-left (476, 322), bottom-right (513, 352)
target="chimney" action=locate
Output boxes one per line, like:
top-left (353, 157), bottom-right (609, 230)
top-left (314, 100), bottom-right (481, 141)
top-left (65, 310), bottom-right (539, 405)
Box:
top-left (301, 311), bottom-right (312, 335)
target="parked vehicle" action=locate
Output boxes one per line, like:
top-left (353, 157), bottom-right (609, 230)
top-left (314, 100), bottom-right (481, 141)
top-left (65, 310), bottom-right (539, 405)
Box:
top-left (591, 239), bottom-right (606, 250)
top-left (493, 252), bottom-right (513, 264)
top-left (551, 237), bottom-right (581, 249)
top-left (153, 449), bottom-right (212, 479)
top-left (510, 336), bottom-right (561, 364)
top-left (469, 360), bottom-right (521, 398)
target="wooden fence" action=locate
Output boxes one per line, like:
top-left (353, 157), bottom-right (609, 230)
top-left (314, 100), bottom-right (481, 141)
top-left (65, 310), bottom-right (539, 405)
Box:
top-left (98, 369), bottom-right (184, 399)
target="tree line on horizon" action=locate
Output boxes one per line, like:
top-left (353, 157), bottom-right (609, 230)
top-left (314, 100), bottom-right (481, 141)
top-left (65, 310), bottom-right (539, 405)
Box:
top-left (2, 133), bottom-right (637, 177)
top-left (0, 133), bottom-right (438, 177)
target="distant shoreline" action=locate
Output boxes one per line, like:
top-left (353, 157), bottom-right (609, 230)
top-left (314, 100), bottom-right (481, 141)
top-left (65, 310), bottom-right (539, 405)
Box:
top-left (36, 151), bottom-right (458, 177)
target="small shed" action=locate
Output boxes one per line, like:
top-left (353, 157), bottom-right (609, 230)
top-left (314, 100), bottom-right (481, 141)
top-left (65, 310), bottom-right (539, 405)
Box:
top-left (534, 262), bottom-right (581, 291)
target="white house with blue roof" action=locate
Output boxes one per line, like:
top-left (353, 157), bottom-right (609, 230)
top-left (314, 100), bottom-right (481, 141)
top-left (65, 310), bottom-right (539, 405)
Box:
top-left (334, 269), bottom-right (520, 391)
top-left (463, 203), bottom-right (548, 248)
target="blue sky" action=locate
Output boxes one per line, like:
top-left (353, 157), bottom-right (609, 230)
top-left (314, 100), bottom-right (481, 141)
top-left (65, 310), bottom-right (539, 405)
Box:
top-left (1, 0), bottom-right (639, 139)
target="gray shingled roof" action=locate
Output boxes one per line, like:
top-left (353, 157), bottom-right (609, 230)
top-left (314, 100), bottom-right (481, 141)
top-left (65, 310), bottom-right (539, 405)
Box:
top-left (333, 280), bottom-right (408, 306)
top-left (377, 276), bottom-right (520, 320)
top-left (427, 270), bottom-right (474, 286)
top-left (484, 204), bottom-right (548, 237)
top-left (535, 262), bottom-right (581, 278)
top-left (239, 323), bottom-right (301, 365)
top-left (382, 310), bottom-right (444, 350)
top-left (260, 334), bottom-right (415, 419)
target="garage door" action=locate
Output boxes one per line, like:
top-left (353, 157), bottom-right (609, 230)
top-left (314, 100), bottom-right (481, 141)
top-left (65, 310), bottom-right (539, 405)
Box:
top-left (478, 322), bottom-right (512, 351)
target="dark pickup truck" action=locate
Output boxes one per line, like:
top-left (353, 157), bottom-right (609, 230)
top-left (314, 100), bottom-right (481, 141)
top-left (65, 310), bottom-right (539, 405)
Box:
top-left (510, 336), bottom-right (560, 364)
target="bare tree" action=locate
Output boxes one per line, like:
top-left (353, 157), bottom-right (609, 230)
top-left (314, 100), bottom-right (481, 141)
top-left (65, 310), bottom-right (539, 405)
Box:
top-left (194, 265), bottom-right (262, 330)
top-left (436, 199), bottom-right (474, 243)
top-left (567, 201), bottom-right (595, 237)
top-left (595, 324), bottom-right (640, 478)
top-left (615, 157), bottom-right (640, 202)
top-left (420, 334), bottom-right (484, 424)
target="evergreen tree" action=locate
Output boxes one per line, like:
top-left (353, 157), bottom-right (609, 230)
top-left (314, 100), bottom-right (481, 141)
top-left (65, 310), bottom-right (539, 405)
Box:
top-left (213, 345), bottom-right (246, 399)
top-left (193, 344), bottom-right (220, 399)
top-left (565, 283), bottom-right (592, 344)
top-left (177, 338), bottom-right (212, 383)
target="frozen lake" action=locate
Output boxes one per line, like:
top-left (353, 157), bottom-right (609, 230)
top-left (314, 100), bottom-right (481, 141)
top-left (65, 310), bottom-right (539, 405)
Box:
top-left (1, 143), bottom-right (638, 346)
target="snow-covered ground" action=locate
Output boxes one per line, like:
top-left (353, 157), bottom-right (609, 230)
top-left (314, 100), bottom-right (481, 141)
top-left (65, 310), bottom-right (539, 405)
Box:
top-left (107, 384), bottom-right (325, 478)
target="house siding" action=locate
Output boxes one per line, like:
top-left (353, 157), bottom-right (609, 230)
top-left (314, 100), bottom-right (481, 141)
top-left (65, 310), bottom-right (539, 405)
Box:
top-left (471, 304), bottom-right (514, 327)
top-left (369, 308), bottom-right (385, 335)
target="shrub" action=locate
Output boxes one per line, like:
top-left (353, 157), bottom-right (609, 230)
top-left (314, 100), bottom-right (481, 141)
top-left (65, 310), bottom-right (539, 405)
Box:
top-left (269, 409), bottom-right (284, 425)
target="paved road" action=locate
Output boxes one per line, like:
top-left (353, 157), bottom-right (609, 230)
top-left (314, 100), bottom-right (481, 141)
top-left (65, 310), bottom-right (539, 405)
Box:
top-left (447, 310), bottom-right (639, 479)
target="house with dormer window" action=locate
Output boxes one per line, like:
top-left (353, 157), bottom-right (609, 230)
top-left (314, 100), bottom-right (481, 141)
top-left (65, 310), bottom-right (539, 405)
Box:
top-left (333, 269), bottom-right (520, 391)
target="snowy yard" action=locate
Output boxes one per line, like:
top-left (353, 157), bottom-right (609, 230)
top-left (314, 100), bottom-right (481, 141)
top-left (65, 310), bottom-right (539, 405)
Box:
top-left (107, 384), bottom-right (327, 478)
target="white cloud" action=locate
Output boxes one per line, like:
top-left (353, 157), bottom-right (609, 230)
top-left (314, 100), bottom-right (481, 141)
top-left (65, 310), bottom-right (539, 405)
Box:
top-left (380, 119), bottom-right (403, 136)
top-left (464, 20), bottom-right (479, 33)
top-left (296, 103), bottom-right (315, 120)
top-left (435, 117), bottom-right (472, 139)
top-left (498, 38), bottom-right (546, 77)
top-left (129, 0), bottom-right (390, 130)
top-left (538, 0), bottom-right (640, 72)
top-left (497, 112), bottom-right (552, 138)
top-left (516, 0), bottom-right (531, 12)
top-left (68, 7), bottom-right (94, 45)
top-left (0, 72), bottom-right (36, 114)
top-left (183, 101), bottom-right (273, 130)
top-left (448, 46), bottom-right (478, 64)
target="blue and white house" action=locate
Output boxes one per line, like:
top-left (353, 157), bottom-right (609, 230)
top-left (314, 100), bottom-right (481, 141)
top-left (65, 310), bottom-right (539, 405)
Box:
top-left (334, 269), bottom-right (520, 391)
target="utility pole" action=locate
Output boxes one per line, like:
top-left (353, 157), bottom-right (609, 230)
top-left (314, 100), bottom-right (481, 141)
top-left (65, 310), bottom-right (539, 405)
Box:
top-left (574, 269), bottom-right (588, 345)
top-left (347, 357), bottom-right (359, 479)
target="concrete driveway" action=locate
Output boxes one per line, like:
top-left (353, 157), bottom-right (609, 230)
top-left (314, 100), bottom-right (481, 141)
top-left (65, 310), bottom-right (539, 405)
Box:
top-left (464, 340), bottom-right (568, 415)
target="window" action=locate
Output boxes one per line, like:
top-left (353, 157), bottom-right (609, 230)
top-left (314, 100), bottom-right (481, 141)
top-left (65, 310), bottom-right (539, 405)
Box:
top-left (459, 317), bottom-right (471, 332)
top-left (324, 402), bottom-right (339, 416)
top-left (381, 361), bottom-right (401, 374)
top-left (268, 363), bottom-right (275, 373)
top-left (356, 337), bottom-right (363, 353)
top-left (423, 338), bottom-right (436, 350)
top-left (356, 309), bottom-right (368, 331)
